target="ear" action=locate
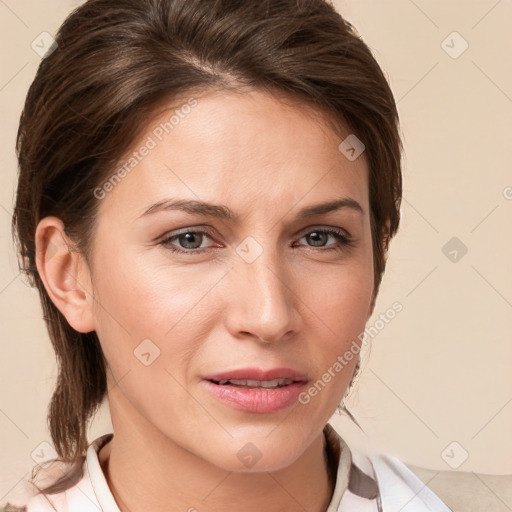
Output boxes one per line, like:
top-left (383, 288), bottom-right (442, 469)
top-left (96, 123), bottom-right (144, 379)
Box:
top-left (34, 216), bottom-right (96, 333)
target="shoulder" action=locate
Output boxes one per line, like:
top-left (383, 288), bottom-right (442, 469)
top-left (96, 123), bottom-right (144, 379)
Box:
top-left (366, 450), bottom-right (453, 510)
top-left (404, 463), bottom-right (512, 512)
top-left (0, 505), bottom-right (28, 512)
top-left (4, 434), bottom-right (114, 512)
top-left (335, 444), bottom-right (456, 512)
top-left (7, 460), bottom-right (88, 512)
top-left (2, 471), bottom-right (75, 512)
top-left (324, 423), bottom-right (452, 511)
top-left (368, 450), bottom-right (512, 512)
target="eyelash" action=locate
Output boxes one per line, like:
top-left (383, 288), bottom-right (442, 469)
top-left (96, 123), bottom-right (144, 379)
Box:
top-left (159, 227), bottom-right (355, 255)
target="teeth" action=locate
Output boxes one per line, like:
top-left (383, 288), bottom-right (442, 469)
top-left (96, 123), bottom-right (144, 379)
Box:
top-left (217, 378), bottom-right (294, 388)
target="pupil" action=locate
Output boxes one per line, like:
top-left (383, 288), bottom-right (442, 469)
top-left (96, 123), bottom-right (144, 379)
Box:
top-left (308, 231), bottom-right (326, 247)
top-left (180, 232), bottom-right (202, 249)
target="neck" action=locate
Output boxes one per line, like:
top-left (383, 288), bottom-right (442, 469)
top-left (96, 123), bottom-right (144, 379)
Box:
top-left (99, 395), bottom-right (335, 512)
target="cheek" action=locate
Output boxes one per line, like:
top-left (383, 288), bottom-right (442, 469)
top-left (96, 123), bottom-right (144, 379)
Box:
top-left (299, 257), bottom-right (373, 386)
top-left (306, 255), bottom-right (374, 333)
top-left (89, 246), bottom-right (226, 372)
top-left (89, 254), bottom-right (219, 422)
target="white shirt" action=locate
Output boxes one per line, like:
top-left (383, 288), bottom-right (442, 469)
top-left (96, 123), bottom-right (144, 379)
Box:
top-left (15, 423), bottom-right (452, 511)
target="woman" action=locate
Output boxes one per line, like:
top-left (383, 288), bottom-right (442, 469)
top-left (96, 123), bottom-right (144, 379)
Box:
top-left (8, 0), bottom-right (452, 510)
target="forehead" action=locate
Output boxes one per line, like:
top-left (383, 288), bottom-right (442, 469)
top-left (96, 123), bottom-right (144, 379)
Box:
top-left (96, 88), bottom-right (369, 223)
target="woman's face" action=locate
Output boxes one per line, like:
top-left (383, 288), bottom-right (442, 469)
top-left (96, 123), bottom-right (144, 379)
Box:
top-left (87, 88), bottom-right (374, 472)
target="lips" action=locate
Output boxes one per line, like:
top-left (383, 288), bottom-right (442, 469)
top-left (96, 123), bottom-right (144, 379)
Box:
top-left (203, 367), bottom-right (309, 386)
top-left (202, 367), bottom-right (309, 413)
top-left (215, 378), bottom-right (294, 388)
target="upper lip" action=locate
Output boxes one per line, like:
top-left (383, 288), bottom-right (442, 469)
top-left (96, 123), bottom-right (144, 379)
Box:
top-left (203, 367), bottom-right (309, 383)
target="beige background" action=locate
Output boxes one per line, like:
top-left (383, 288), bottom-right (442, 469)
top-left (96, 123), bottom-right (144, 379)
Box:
top-left (1, 0), bottom-right (511, 505)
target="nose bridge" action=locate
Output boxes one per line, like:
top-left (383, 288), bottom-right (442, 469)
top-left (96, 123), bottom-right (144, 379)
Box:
top-left (230, 238), bottom-right (295, 341)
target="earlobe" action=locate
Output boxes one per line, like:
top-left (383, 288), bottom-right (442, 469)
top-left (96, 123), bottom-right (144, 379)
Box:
top-left (34, 216), bottom-right (96, 333)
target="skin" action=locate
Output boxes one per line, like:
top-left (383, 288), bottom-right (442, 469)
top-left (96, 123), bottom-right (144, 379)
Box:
top-left (35, 88), bottom-right (376, 512)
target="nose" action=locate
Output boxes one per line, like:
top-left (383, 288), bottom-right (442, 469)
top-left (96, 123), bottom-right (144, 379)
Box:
top-left (224, 244), bottom-right (298, 345)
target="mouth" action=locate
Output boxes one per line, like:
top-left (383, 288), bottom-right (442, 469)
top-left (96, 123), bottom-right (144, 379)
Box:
top-left (208, 378), bottom-right (298, 388)
top-left (203, 367), bottom-right (308, 387)
top-left (202, 367), bottom-right (309, 413)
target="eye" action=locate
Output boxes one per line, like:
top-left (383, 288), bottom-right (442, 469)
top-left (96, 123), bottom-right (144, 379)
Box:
top-left (159, 227), bottom-right (355, 255)
top-left (295, 228), bottom-right (355, 252)
top-left (160, 229), bottom-right (217, 254)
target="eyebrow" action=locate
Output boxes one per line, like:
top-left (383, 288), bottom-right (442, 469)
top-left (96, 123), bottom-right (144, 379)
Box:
top-left (139, 197), bottom-right (364, 221)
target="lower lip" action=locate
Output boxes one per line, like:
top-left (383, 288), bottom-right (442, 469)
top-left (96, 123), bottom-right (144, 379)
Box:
top-left (202, 380), bottom-right (307, 413)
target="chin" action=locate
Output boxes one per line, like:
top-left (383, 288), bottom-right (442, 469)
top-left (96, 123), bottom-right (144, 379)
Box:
top-left (198, 431), bottom-right (307, 474)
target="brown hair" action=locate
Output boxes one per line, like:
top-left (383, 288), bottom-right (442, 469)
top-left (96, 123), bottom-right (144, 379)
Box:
top-left (13, 0), bottom-right (402, 494)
